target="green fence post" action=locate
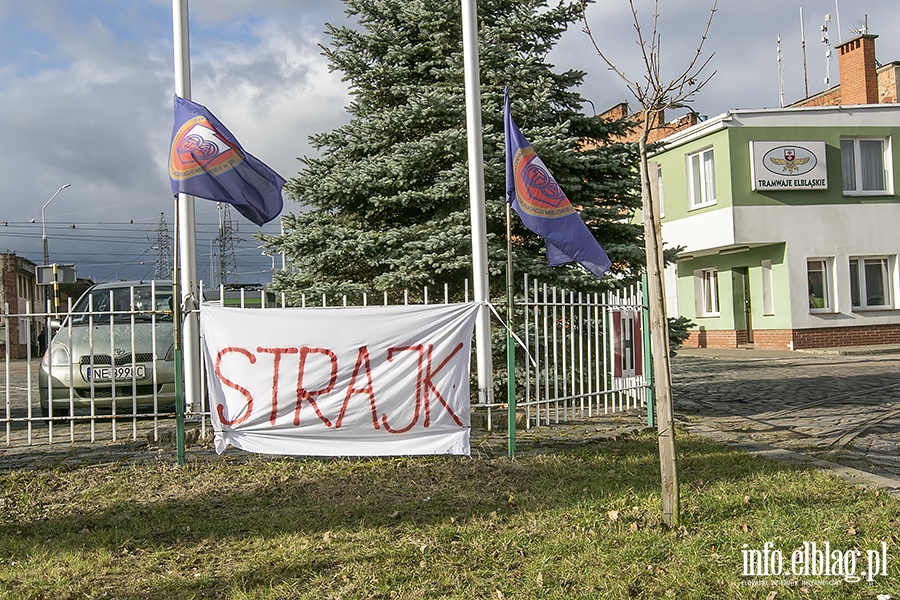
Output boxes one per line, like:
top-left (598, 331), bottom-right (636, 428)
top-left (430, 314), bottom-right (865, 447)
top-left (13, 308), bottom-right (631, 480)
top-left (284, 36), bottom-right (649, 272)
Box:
top-left (506, 259), bottom-right (516, 459)
top-left (507, 327), bottom-right (516, 458)
top-left (172, 274), bottom-right (186, 467)
top-left (641, 272), bottom-right (655, 428)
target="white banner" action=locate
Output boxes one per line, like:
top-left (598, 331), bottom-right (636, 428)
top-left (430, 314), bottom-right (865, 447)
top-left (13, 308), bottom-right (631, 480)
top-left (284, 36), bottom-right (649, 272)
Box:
top-left (200, 302), bottom-right (479, 456)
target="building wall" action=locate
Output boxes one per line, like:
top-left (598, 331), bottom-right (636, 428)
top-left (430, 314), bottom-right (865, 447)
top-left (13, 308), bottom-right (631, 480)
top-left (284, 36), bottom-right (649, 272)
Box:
top-left (725, 120), bottom-right (900, 210)
top-left (686, 325), bottom-right (900, 350)
top-left (677, 245), bottom-right (791, 336)
top-left (660, 111), bottom-right (900, 349)
top-left (648, 109), bottom-right (900, 225)
top-left (877, 64), bottom-right (900, 104)
top-left (671, 202), bottom-right (900, 348)
top-left (643, 32), bottom-right (900, 350)
top-left (652, 125), bottom-right (733, 222)
top-left (597, 103), bottom-right (700, 145)
top-left (0, 255), bottom-right (17, 359)
top-left (838, 35), bottom-right (879, 105)
top-left (1, 255), bottom-right (22, 359)
top-left (671, 206), bottom-right (900, 328)
top-left (0, 253), bottom-right (42, 360)
top-left (793, 324), bottom-right (900, 348)
top-left (650, 107), bottom-right (900, 227)
top-left (786, 33), bottom-right (896, 109)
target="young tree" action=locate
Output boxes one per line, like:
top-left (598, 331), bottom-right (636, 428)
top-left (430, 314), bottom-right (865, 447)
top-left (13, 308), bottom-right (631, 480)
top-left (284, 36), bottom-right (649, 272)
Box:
top-left (582, 0), bottom-right (718, 527)
top-left (262, 0), bottom-right (643, 304)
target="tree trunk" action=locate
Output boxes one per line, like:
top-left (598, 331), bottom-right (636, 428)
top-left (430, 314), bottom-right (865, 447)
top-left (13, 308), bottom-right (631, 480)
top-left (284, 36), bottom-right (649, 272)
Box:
top-left (639, 119), bottom-right (679, 527)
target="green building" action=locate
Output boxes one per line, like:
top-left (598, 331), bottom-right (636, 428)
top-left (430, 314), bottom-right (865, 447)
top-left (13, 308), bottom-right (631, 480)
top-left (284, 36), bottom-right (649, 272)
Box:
top-left (650, 34), bottom-right (900, 349)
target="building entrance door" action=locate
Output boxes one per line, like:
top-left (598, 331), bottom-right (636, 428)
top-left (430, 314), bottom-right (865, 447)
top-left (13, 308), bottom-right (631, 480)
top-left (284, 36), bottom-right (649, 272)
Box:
top-left (733, 267), bottom-right (753, 345)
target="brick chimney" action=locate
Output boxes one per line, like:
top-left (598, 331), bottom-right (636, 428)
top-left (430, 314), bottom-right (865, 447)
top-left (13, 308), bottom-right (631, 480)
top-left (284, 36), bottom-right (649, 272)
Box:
top-left (838, 34), bottom-right (879, 105)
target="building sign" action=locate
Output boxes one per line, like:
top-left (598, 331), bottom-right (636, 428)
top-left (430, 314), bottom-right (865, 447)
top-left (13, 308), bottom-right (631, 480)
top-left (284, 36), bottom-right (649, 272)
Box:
top-left (36, 264), bottom-right (76, 286)
top-left (750, 141), bottom-right (828, 191)
top-left (610, 310), bottom-right (642, 378)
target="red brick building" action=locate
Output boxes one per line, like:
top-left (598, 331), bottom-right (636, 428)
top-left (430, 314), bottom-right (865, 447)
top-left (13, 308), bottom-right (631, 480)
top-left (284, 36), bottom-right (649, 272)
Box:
top-left (789, 34), bottom-right (899, 108)
top-left (0, 253), bottom-right (40, 359)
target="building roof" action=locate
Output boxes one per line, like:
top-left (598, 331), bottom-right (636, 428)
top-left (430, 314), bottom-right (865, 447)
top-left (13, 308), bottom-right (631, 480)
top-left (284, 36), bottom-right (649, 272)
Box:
top-left (654, 103), bottom-right (900, 152)
top-left (605, 31), bottom-right (900, 153)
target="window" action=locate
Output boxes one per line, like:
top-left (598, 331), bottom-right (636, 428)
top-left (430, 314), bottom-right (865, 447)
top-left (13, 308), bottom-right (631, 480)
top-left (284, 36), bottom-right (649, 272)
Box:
top-left (841, 137), bottom-right (891, 194)
top-left (761, 259), bottom-right (775, 316)
top-left (648, 161), bottom-right (665, 218)
top-left (806, 259), bottom-right (833, 311)
top-left (849, 257), bottom-right (893, 309)
top-left (694, 268), bottom-right (720, 316)
top-left (70, 284), bottom-right (175, 325)
top-left (687, 148), bottom-right (716, 208)
top-left (656, 163), bottom-right (665, 217)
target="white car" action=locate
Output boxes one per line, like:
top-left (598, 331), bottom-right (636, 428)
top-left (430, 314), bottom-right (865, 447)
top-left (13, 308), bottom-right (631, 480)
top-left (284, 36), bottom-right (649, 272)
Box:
top-left (39, 281), bottom-right (177, 417)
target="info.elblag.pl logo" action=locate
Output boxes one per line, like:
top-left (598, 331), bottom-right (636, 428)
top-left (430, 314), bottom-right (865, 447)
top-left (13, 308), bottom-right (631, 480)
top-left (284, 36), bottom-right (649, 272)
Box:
top-left (741, 541), bottom-right (890, 585)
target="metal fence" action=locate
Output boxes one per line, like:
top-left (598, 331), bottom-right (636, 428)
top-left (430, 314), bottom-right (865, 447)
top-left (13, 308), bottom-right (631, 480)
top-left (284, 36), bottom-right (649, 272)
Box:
top-left (1, 279), bottom-right (648, 449)
top-left (2, 283), bottom-right (185, 448)
top-left (483, 275), bottom-right (650, 430)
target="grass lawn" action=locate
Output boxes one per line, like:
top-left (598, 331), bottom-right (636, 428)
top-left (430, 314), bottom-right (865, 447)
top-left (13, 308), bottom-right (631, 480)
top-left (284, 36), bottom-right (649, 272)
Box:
top-left (1, 430), bottom-right (898, 599)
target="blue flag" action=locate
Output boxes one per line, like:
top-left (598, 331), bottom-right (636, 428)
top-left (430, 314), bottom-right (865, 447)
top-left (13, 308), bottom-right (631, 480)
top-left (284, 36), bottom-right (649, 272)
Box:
top-left (169, 96), bottom-right (285, 226)
top-left (504, 89), bottom-right (611, 279)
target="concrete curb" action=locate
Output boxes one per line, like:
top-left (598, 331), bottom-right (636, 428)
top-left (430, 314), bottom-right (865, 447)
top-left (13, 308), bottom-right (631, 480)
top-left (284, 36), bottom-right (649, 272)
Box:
top-left (678, 419), bottom-right (900, 500)
top-left (796, 344), bottom-right (900, 356)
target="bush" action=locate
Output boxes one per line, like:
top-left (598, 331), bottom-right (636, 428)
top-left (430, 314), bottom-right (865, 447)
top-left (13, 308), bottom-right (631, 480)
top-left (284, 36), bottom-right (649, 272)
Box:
top-left (668, 315), bottom-right (694, 354)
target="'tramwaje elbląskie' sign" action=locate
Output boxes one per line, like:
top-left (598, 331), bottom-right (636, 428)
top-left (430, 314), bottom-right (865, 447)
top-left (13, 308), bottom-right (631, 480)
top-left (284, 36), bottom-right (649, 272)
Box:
top-left (750, 141), bottom-right (828, 191)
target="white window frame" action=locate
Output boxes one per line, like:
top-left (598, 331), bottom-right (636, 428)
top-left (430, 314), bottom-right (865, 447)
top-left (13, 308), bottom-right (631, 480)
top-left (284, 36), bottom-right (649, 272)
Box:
top-left (694, 268), bottom-right (720, 317)
top-left (849, 256), bottom-right (895, 310)
top-left (687, 147), bottom-right (716, 209)
top-left (806, 258), bottom-right (834, 313)
top-left (841, 137), bottom-right (893, 196)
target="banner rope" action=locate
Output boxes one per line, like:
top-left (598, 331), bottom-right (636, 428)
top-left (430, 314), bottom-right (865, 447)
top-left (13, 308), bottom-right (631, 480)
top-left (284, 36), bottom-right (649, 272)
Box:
top-left (484, 302), bottom-right (538, 369)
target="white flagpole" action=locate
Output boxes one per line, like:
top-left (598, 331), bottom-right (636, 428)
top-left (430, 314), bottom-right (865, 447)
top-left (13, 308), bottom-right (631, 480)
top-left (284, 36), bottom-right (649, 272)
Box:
top-left (172, 0), bottom-right (202, 414)
top-left (461, 0), bottom-right (493, 405)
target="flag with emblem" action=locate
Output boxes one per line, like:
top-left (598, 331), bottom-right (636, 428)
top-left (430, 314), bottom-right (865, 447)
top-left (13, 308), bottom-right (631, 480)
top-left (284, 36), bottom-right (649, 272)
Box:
top-left (169, 96), bottom-right (285, 226)
top-left (503, 89), bottom-right (611, 279)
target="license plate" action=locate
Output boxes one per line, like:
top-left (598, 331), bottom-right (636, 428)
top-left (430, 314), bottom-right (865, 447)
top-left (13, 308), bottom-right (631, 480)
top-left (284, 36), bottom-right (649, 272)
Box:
top-left (87, 365), bottom-right (147, 381)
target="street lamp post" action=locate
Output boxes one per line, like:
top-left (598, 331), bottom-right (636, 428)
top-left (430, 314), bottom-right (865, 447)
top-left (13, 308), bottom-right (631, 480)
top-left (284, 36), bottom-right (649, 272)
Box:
top-left (41, 183), bottom-right (72, 266)
top-left (41, 183), bottom-right (71, 313)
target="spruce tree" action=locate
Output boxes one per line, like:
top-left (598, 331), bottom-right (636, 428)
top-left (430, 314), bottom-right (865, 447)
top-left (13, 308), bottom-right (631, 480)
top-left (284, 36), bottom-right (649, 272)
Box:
top-left (263, 0), bottom-right (642, 304)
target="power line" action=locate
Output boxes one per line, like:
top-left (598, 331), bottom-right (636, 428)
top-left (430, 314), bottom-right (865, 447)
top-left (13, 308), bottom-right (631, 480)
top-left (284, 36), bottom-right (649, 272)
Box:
top-left (3, 216), bottom-right (274, 284)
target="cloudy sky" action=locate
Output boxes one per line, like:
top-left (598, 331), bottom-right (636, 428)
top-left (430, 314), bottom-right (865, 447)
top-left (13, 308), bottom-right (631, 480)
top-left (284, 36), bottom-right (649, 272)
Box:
top-left (2, 0), bottom-right (898, 286)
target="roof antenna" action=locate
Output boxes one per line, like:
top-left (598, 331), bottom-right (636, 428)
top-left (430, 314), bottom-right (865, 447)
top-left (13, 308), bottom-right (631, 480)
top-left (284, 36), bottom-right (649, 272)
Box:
top-left (777, 35), bottom-right (785, 107)
top-left (834, 0), bottom-right (843, 43)
top-left (821, 14), bottom-right (832, 86)
top-left (800, 8), bottom-right (809, 98)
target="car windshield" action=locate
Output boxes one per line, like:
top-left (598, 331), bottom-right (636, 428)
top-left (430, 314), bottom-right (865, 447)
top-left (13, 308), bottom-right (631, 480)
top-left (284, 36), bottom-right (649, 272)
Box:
top-left (69, 285), bottom-right (174, 325)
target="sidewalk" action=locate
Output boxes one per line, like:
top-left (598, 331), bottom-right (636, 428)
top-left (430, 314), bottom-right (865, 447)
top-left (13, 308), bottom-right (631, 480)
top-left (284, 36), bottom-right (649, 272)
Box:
top-left (671, 345), bottom-right (900, 497)
top-left (677, 343), bottom-right (900, 358)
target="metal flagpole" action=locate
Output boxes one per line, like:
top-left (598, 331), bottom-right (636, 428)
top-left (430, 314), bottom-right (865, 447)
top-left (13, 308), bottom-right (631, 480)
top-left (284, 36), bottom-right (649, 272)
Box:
top-left (461, 0), bottom-right (493, 406)
top-left (172, 0), bottom-right (202, 418)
